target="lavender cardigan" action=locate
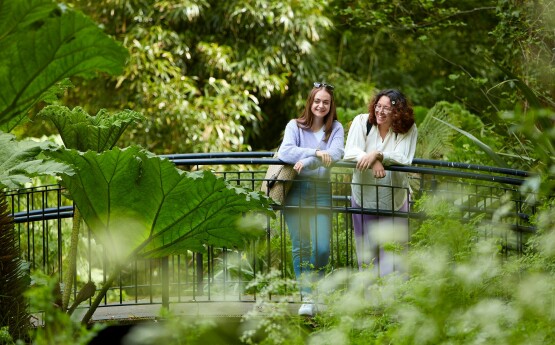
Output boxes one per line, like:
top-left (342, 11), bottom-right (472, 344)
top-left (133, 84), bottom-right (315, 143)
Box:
top-left (277, 119), bottom-right (344, 179)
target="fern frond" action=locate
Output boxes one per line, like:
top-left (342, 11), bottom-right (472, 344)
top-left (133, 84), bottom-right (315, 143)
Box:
top-left (0, 194), bottom-right (30, 342)
top-left (416, 101), bottom-right (461, 160)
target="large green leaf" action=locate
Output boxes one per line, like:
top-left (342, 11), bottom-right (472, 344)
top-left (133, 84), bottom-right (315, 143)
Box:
top-left (38, 105), bottom-right (144, 152)
top-left (0, 131), bottom-right (73, 189)
top-left (48, 146), bottom-right (273, 261)
top-left (0, 0), bottom-right (129, 131)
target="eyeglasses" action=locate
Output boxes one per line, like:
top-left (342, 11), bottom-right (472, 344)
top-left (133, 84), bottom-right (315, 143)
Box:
top-left (313, 82), bottom-right (334, 91)
top-left (375, 104), bottom-right (392, 114)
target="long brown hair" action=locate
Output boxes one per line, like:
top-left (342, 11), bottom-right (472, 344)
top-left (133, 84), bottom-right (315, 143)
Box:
top-left (368, 89), bottom-right (414, 134)
top-left (296, 86), bottom-right (337, 141)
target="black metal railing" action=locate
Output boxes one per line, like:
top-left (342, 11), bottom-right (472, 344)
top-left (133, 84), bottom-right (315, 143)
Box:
top-left (6, 153), bottom-right (539, 310)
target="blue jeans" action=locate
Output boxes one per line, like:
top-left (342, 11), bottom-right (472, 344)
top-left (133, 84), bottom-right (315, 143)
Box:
top-left (284, 178), bottom-right (331, 295)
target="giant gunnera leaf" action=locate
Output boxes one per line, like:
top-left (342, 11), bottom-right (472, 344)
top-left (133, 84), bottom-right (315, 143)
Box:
top-left (0, 131), bottom-right (73, 189)
top-left (0, 0), bottom-right (129, 131)
top-left (48, 146), bottom-right (273, 262)
top-left (38, 105), bottom-right (144, 152)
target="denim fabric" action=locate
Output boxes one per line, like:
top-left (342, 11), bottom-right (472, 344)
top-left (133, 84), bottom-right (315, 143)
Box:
top-left (284, 178), bottom-right (332, 294)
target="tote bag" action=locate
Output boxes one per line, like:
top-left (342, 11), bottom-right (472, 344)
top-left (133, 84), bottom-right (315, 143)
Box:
top-left (261, 158), bottom-right (297, 204)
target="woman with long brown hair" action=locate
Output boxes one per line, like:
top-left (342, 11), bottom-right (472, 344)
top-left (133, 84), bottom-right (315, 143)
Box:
top-left (278, 82), bottom-right (344, 316)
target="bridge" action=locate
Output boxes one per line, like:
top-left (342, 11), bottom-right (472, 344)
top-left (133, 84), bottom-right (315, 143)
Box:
top-left (6, 152), bottom-right (537, 324)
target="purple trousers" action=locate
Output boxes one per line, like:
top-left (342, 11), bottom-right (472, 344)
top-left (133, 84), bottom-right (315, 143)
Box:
top-left (351, 196), bottom-right (409, 276)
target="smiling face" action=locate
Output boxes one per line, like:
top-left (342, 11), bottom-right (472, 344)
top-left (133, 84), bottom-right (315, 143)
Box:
top-left (311, 89), bottom-right (331, 120)
top-left (374, 95), bottom-right (393, 128)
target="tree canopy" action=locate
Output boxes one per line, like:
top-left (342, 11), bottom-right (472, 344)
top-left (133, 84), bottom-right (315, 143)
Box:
top-left (22, 0), bottom-right (553, 167)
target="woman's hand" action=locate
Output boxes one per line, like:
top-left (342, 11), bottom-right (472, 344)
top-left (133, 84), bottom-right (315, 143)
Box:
top-left (356, 151), bottom-right (379, 171)
top-left (316, 150), bottom-right (332, 167)
top-left (372, 160), bottom-right (386, 179)
top-left (294, 161), bottom-right (304, 173)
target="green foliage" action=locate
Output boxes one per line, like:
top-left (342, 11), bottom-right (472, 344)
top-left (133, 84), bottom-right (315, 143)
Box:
top-left (63, 0), bottom-right (341, 152)
top-left (37, 105), bottom-right (145, 312)
top-left (1, 0), bottom-right (278, 329)
top-left (410, 194), bottom-right (481, 263)
top-left (0, 132), bottom-right (73, 189)
top-left (502, 107), bottom-right (555, 192)
top-left (232, 187), bottom-right (555, 345)
top-left (446, 108), bottom-right (508, 166)
top-left (0, 196), bottom-right (30, 344)
top-left (0, 0), bottom-right (553, 342)
top-left (415, 102), bottom-right (462, 160)
top-left (336, 105), bottom-right (369, 132)
top-left (38, 105), bottom-right (144, 152)
top-left (331, 0), bottom-right (503, 110)
top-left (47, 145), bottom-right (274, 260)
top-left (0, 326), bottom-right (15, 345)
top-left (0, 0), bottom-right (128, 132)
top-left (414, 101), bottom-right (534, 169)
top-left (518, 200), bottom-right (555, 274)
top-left (56, 0), bottom-right (555, 156)
top-left (209, 231), bottom-right (297, 295)
top-left (25, 272), bottom-right (103, 345)
top-left (123, 308), bottom-right (220, 345)
top-left (0, 0), bottom-right (129, 188)
top-left (434, 117), bottom-right (508, 168)
top-left (241, 270), bottom-right (309, 345)
top-left (490, 0), bottom-right (555, 109)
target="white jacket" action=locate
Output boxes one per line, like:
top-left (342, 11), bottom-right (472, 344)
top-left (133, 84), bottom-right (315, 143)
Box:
top-left (343, 113), bottom-right (418, 211)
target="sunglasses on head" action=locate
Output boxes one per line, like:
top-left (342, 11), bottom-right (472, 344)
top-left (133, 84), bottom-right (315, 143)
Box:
top-left (313, 82), bottom-right (334, 91)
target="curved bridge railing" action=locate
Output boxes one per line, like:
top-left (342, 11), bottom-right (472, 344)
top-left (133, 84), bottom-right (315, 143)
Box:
top-left (6, 152), bottom-right (538, 316)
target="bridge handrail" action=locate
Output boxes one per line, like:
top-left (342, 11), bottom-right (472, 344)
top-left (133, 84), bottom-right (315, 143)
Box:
top-left (161, 151), bottom-right (530, 176)
top-left (162, 152), bottom-right (529, 186)
top-left (8, 153), bottom-right (532, 222)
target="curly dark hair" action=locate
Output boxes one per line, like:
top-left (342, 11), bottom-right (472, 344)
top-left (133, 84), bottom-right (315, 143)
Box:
top-left (296, 85), bottom-right (337, 142)
top-left (368, 89), bottom-right (414, 134)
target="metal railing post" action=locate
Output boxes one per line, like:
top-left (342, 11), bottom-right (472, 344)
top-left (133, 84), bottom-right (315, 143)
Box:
top-left (161, 256), bottom-right (169, 309)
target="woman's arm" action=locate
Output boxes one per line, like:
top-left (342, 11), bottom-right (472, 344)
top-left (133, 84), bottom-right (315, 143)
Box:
top-left (277, 120), bottom-right (316, 164)
top-left (343, 114), bottom-right (368, 162)
top-left (326, 122), bottom-right (345, 162)
top-left (300, 122), bottom-right (344, 170)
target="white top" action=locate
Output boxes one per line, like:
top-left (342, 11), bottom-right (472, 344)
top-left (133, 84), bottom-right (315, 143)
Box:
top-left (313, 126), bottom-right (325, 142)
top-left (343, 113), bottom-right (418, 211)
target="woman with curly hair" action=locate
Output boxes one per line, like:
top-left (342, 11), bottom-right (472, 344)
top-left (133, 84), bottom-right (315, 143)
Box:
top-left (344, 89), bottom-right (417, 276)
